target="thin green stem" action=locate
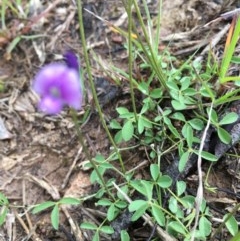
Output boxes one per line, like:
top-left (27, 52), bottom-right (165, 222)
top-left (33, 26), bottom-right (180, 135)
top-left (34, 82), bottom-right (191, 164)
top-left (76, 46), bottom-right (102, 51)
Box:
top-left (154, 0), bottom-right (162, 52)
top-left (220, 16), bottom-right (240, 83)
top-left (71, 110), bottom-right (114, 200)
top-left (132, 0), bottom-right (167, 89)
top-left (126, 0), bottom-right (138, 122)
top-left (211, 203), bottom-right (240, 239)
top-left (1, 0), bottom-right (6, 29)
top-left (76, 0), bottom-right (125, 173)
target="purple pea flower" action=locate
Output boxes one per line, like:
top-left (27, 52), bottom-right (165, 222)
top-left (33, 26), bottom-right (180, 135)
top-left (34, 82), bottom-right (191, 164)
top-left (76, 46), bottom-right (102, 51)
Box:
top-left (64, 51), bottom-right (80, 71)
top-left (33, 51), bottom-right (82, 115)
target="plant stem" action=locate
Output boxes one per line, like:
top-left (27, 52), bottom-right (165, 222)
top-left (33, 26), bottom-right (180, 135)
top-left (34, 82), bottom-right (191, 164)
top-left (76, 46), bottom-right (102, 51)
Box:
top-left (1, 0), bottom-right (6, 29)
top-left (126, 0), bottom-right (138, 122)
top-left (132, 0), bottom-right (167, 89)
top-left (76, 0), bottom-right (125, 173)
top-left (71, 110), bottom-right (114, 200)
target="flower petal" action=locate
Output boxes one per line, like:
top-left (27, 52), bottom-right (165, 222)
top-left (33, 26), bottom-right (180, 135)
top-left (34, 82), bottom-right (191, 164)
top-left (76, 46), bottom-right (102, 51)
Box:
top-left (32, 55), bottom-right (83, 115)
top-left (33, 63), bottom-right (67, 95)
top-left (60, 69), bottom-right (82, 109)
top-left (64, 51), bottom-right (80, 72)
top-left (39, 96), bottom-right (63, 114)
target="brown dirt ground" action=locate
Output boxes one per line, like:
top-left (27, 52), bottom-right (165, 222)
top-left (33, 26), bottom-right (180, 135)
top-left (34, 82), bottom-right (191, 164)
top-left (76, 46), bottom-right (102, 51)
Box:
top-left (0, 0), bottom-right (239, 240)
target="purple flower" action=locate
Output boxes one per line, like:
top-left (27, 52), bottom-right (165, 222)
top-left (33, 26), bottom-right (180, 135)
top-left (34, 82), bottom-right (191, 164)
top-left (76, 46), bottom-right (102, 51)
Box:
top-left (33, 52), bottom-right (82, 115)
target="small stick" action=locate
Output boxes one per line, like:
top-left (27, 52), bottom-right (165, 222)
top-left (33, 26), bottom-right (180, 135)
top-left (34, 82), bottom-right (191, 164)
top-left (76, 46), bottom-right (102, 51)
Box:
top-left (195, 23), bottom-right (230, 62)
top-left (190, 102), bottom-right (214, 241)
top-left (204, 8), bottom-right (240, 27)
top-left (61, 207), bottom-right (84, 241)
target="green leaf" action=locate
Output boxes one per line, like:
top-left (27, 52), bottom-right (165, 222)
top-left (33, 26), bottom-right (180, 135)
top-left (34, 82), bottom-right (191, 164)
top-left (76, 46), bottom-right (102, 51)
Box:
top-left (97, 199), bottom-right (112, 206)
top-left (130, 180), bottom-right (153, 199)
top-left (224, 214), bottom-right (239, 236)
top-left (140, 116), bottom-right (152, 129)
top-left (229, 231), bottom-right (240, 241)
top-left (140, 101), bottom-right (150, 114)
top-left (107, 204), bottom-right (118, 221)
top-left (181, 195), bottom-right (195, 209)
top-left (121, 230), bottom-right (130, 241)
top-left (122, 121), bottom-right (134, 141)
top-left (138, 82), bottom-right (149, 95)
top-left (114, 130), bottom-right (123, 143)
top-left (183, 88), bottom-right (197, 96)
top-left (184, 210), bottom-right (195, 224)
top-left (58, 197), bottom-right (80, 205)
top-left (169, 90), bottom-right (179, 101)
top-left (179, 152), bottom-right (189, 172)
top-left (80, 222), bottom-right (98, 230)
top-left (150, 88), bottom-right (163, 99)
top-left (171, 112), bottom-right (186, 122)
top-left (130, 202), bottom-right (148, 221)
top-left (167, 81), bottom-right (179, 91)
top-left (95, 189), bottom-right (105, 199)
top-left (100, 226), bottom-right (114, 234)
top-left (98, 162), bottom-right (113, 169)
top-left (186, 124), bottom-right (193, 148)
top-left (175, 208), bottom-right (184, 219)
top-left (151, 205), bottom-right (165, 226)
top-left (231, 56), bottom-right (240, 64)
top-left (168, 197), bottom-right (178, 214)
top-left (94, 154), bottom-right (105, 162)
top-left (115, 200), bottom-right (128, 209)
top-left (179, 93), bottom-right (193, 105)
top-left (93, 232), bottom-right (100, 241)
top-left (0, 192), bottom-right (9, 226)
top-left (130, 181), bottom-right (146, 196)
top-left (162, 109), bottom-right (172, 116)
top-left (0, 193), bottom-right (8, 205)
top-left (0, 206), bottom-right (8, 226)
top-left (199, 216), bottom-right (212, 236)
top-left (180, 77), bottom-right (190, 90)
top-left (167, 221), bottom-right (187, 235)
top-left (116, 107), bottom-right (129, 115)
top-left (164, 117), bottom-right (181, 138)
top-left (117, 186), bottom-right (129, 200)
top-left (7, 36), bottom-right (22, 55)
top-left (219, 112), bottom-right (238, 125)
top-left (171, 100), bottom-right (186, 110)
top-left (217, 127), bottom-right (232, 144)
top-left (129, 200), bottom-right (148, 212)
top-left (177, 181), bottom-right (186, 196)
top-left (157, 175), bottom-right (172, 188)
top-left (207, 108), bottom-right (218, 123)
top-left (141, 180), bottom-right (153, 200)
top-left (110, 119), bottom-right (122, 129)
top-left (200, 87), bottom-right (214, 98)
top-left (90, 168), bottom-right (105, 184)
top-left (189, 118), bottom-right (204, 130)
top-left (150, 164), bottom-right (160, 181)
top-left (138, 117), bottom-right (145, 134)
top-left (32, 201), bottom-right (56, 214)
top-left (194, 150), bottom-right (218, 162)
top-left (51, 205), bottom-right (59, 230)
top-left (200, 199), bottom-right (207, 212)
